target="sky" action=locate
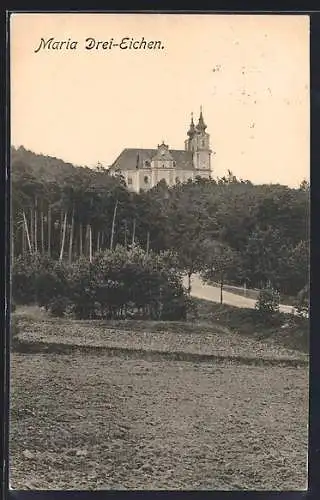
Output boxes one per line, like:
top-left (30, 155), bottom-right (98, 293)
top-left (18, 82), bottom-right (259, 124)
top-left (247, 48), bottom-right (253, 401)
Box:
top-left (10, 13), bottom-right (309, 187)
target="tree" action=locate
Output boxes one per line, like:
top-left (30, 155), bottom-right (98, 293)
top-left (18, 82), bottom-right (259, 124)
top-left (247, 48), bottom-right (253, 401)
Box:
top-left (242, 226), bottom-right (289, 290)
top-left (299, 179), bottom-right (310, 192)
top-left (11, 146), bottom-right (309, 304)
top-left (283, 240), bottom-right (309, 296)
top-left (201, 240), bottom-right (241, 304)
top-left (161, 182), bottom-right (219, 293)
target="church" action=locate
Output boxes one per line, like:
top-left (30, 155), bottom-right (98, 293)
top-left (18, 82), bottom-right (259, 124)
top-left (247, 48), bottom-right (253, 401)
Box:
top-left (108, 108), bottom-right (213, 192)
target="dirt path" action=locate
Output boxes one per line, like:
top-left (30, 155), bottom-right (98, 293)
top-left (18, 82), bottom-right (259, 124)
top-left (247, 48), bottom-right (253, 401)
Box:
top-left (184, 275), bottom-right (295, 315)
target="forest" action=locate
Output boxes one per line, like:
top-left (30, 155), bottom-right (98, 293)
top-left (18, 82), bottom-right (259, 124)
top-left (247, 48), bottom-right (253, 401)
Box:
top-left (11, 145), bottom-right (309, 318)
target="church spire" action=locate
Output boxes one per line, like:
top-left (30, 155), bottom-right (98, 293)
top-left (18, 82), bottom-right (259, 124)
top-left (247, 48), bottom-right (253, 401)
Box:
top-left (187, 112), bottom-right (196, 137)
top-left (196, 106), bottom-right (207, 132)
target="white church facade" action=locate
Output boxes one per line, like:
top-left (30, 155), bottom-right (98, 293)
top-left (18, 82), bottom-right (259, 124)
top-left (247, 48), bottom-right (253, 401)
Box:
top-left (108, 108), bottom-right (213, 192)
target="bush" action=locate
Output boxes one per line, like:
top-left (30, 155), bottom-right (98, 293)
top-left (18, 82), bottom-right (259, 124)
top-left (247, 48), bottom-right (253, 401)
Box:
top-left (35, 259), bottom-right (70, 312)
top-left (11, 246), bottom-right (189, 321)
top-left (255, 286), bottom-right (280, 315)
top-left (294, 285), bottom-right (309, 318)
top-left (12, 255), bottom-right (38, 304)
top-left (48, 295), bottom-right (70, 317)
top-left (185, 297), bottom-right (199, 321)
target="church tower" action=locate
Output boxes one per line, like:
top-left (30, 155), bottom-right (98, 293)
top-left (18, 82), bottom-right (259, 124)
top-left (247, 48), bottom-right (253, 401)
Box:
top-left (184, 113), bottom-right (196, 152)
top-left (185, 107), bottom-right (212, 177)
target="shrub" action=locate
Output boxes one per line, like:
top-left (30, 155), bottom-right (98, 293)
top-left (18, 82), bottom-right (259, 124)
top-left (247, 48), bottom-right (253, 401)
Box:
top-left (255, 286), bottom-right (280, 315)
top-left (48, 295), bottom-right (70, 317)
top-left (12, 255), bottom-right (38, 304)
top-left (11, 246), bottom-right (189, 321)
top-left (294, 285), bottom-right (309, 318)
top-left (185, 296), bottom-right (199, 321)
top-left (35, 260), bottom-right (69, 310)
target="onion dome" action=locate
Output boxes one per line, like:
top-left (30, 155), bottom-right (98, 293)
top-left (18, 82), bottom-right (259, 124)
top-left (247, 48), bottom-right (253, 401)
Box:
top-left (196, 106), bottom-right (207, 132)
top-left (187, 113), bottom-right (196, 137)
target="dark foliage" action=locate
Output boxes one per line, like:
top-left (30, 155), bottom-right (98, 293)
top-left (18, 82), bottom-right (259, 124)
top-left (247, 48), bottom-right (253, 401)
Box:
top-left (11, 147), bottom-right (309, 301)
top-left (12, 247), bottom-right (189, 321)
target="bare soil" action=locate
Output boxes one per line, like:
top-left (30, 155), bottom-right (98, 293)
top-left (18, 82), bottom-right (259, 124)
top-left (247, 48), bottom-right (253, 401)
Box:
top-left (14, 310), bottom-right (308, 363)
top-left (10, 350), bottom-right (308, 490)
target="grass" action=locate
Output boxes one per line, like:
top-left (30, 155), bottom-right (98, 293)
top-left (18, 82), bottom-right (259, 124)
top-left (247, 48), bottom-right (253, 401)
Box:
top-left (9, 303), bottom-right (309, 490)
top-left (193, 298), bottom-right (309, 354)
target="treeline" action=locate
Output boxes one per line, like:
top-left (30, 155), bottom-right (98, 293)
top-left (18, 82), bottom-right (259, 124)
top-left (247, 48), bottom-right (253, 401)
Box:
top-left (11, 147), bottom-right (309, 299)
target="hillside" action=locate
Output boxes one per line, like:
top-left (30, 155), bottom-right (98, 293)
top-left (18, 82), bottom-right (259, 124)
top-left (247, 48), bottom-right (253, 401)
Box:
top-left (10, 144), bottom-right (309, 301)
top-left (11, 146), bottom-right (88, 182)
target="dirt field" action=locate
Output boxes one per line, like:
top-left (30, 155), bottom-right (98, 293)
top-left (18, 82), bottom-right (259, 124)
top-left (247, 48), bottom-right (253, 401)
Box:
top-left (13, 306), bottom-right (308, 362)
top-left (10, 349), bottom-right (308, 490)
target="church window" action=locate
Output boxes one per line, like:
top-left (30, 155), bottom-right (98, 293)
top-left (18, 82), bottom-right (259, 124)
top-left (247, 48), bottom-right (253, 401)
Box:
top-left (173, 161), bottom-right (176, 167)
top-left (127, 177), bottom-right (132, 185)
top-left (202, 140), bottom-right (205, 147)
top-left (145, 160), bottom-right (150, 167)
top-left (162, 163), bottom-right (165, 168)
top-left (144, 176), bottom-right (149, 184)
top-left (175, 176), bottom-right (180, 183)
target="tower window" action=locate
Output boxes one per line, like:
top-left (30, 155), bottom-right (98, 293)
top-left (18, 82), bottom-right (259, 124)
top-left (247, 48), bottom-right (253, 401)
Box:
top-left (173, 161), bottom-right (176, 167)
top-left (202, 140), bottom-right (205, 147)
top-left (127, 177), bottom-right (132, 185)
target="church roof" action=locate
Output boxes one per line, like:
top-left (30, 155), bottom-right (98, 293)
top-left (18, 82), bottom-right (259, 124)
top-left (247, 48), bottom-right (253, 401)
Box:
top-left (109, 148), bottom-right (195, 171)
top-left (152, 142), bottom-right (174, 161)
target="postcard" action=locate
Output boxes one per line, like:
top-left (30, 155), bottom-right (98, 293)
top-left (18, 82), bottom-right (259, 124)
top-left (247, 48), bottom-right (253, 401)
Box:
top-left (9, 12), bottom-right (309, 490)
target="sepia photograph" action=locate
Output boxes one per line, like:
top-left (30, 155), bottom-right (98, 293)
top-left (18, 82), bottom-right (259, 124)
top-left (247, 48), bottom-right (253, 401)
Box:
top-left (9, 12), bottom-right (309, 490)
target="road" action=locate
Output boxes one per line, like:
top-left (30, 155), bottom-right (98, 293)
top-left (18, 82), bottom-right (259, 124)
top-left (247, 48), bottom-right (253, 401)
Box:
top-left (183, 274), bottom-right (296, 315)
